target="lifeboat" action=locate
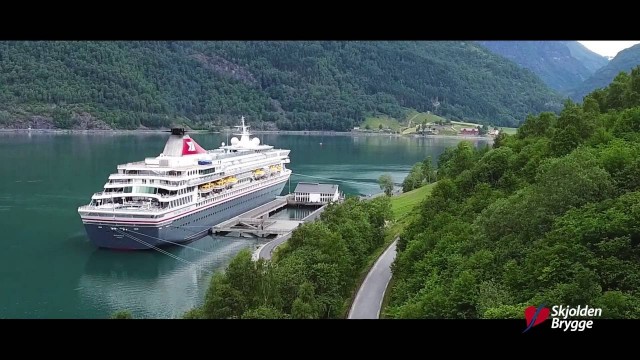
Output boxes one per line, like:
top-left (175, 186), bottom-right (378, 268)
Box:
top-left (199, 182), bottom-right (214, 194)
top-left (253, 169), bottom-right (266, 179)
top-left (225, 177), bottom-right (238, 187)
top-left (212, 179), bottom-right (225, 191)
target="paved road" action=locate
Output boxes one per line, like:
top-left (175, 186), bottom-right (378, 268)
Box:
top-left (348, 239), bottom-right (398, 319)
top-left (257, 233), bottom-right (292, 260)
top-left (255, 204), bottom-right (326, 261)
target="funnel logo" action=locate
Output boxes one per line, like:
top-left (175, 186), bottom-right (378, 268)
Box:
top-left (523, 304), bottom-right (550, 333)
top-left (182, 138), bottom-right (206, 155)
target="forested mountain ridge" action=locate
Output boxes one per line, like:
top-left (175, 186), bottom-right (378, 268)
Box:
top-left (0, 41), bottom-right (562, 130)
top-left (387, 66), bottom-right (640, 319)
top-left (570, 44), bottom-right (640, 101)
top-left (477, 41), bottom-right (609, 93)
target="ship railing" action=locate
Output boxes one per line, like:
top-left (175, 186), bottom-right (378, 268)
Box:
top-left (95, 190), bottom-right (179, 199)
top-left (93, 191), bottom-right (126, 197)
top-left (113, 172), bottom-right (185, 178)
top-left (116, 161), bottom-right (152, 169)
top-left (79, 204), bottom-right (166, 213)
top-left (125, 179), bottom-right (184, 186)
top-left (108, 179), bottom-right (187, 187)
top-left (188, 174), bottom-right (221, 185)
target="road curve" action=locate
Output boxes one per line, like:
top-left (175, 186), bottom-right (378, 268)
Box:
top-left (257, 233), bottom-right (292, 260)
top-left (348, 239), bottom-right (398, 319)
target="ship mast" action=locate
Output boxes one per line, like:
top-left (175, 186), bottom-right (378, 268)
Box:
top-left (234, 116), bottom-right (250, 135)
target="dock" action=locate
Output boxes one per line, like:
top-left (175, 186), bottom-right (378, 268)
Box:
top-left (211, 195), bottom-right (329, 238)
top-left (211, 196), bottom-right (294, 237)
top-left (213, 217), bottom-right (303, 237)
top-left (212, 182), bottom-right (343, 260)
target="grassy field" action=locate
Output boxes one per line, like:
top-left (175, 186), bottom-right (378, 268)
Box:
top-left (361, 115), bottom-right (403, 132)
top-left (406, 111), bottom-right (447, 125)
top-left (499, 126), bottom-right (517, 135)
top-left (390, 183), bottom-right (436, 221)
top-left (450, 120), bottom-right (481, 127)
top-left (363, 111), bottom-right (447, 133)
top-left (361, 111), bottom-right (519, 137)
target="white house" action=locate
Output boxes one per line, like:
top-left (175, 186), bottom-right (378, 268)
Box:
top-left (293, 182), bottom-right (340, 204)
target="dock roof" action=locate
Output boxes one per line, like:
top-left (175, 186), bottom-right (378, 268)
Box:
top-left (294, 182), bottom-right (338, 194)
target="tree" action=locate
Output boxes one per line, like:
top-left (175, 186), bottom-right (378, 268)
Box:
top-left (378, 174), bottom-right (394, 196)
top-left (483, 305), bottom-right (526, 319)
top-left (421, 156), bottom-right (435, 183)
top-left (291, 282), bottom-right (320, 319)
top-left (202, 272), bottom-right (246, 319)
top-left (182, 308), bottom-right (204, 319)
top-left (378, 124), bottom-right (383, 130)
top-left (366, 196), bottom-right (393, 242)
top-left (438, 141), bottom-right (475, 178)
top-left (111, 310), bottom-right (133, 319)
top-left (386, 64), bottom-right (640, 320)
top-left (241, 305), bottom-right (285, 319)
top-left (402, 163), bottom-right (423, 192)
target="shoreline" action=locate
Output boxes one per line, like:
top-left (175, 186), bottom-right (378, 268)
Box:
top-left (0, 128), bottom-right (495, 141)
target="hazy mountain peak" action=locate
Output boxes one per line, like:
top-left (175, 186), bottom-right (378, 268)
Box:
top-left (477, 41), bottom-right (608, 94)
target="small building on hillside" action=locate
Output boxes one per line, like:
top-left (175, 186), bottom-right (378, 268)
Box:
top-left (293, 182), bottom-right (340, 204)
top-left (488, 128), bottom-right (500, 136)
top-left (422, 127), bottom-right (439, 135)
top-left (460, 128), bottom-right (479, 135)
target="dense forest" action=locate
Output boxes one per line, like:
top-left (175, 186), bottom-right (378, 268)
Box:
top-left (183, 196), bottom-right (392, 319)
top-left (570, 44), bottom-right (640, 101)
top-left (0, 41), bottom-right (562, 130)
top-left (386, 66), bottom-right (640, 318)
top-left (477, 41), bottom-right (608, 93)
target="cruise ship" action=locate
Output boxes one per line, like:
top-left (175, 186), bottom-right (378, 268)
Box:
top-left (78, 117), bottom-right (291, 250)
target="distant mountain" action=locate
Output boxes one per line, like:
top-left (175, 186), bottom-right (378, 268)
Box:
top-left (0, 41), bottom-right (562, 130)
top-left (477, 41), bottom-right (609, 93)
top-left (563, 41), bottom-right (611, 74)
top-left (570, 44), bottom-right (640, 101)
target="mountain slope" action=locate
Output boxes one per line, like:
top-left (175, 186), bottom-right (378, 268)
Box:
top-left (564, 41), bottom-right (610, 73)
top-left (570, 44), bottom-right (640, 101)
top-left (387, 66), bottom-right (640, 319)
top-left (477, 41), bottom-right (608, 93)
top-left (0, 41), bottom-right (562, 130)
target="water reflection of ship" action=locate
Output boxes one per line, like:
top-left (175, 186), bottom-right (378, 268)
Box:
top-left (78, 236), bottom-right (260, 318)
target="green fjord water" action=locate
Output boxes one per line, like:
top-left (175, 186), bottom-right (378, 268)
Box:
top-left (0, 132), bottom-right (490, 318)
